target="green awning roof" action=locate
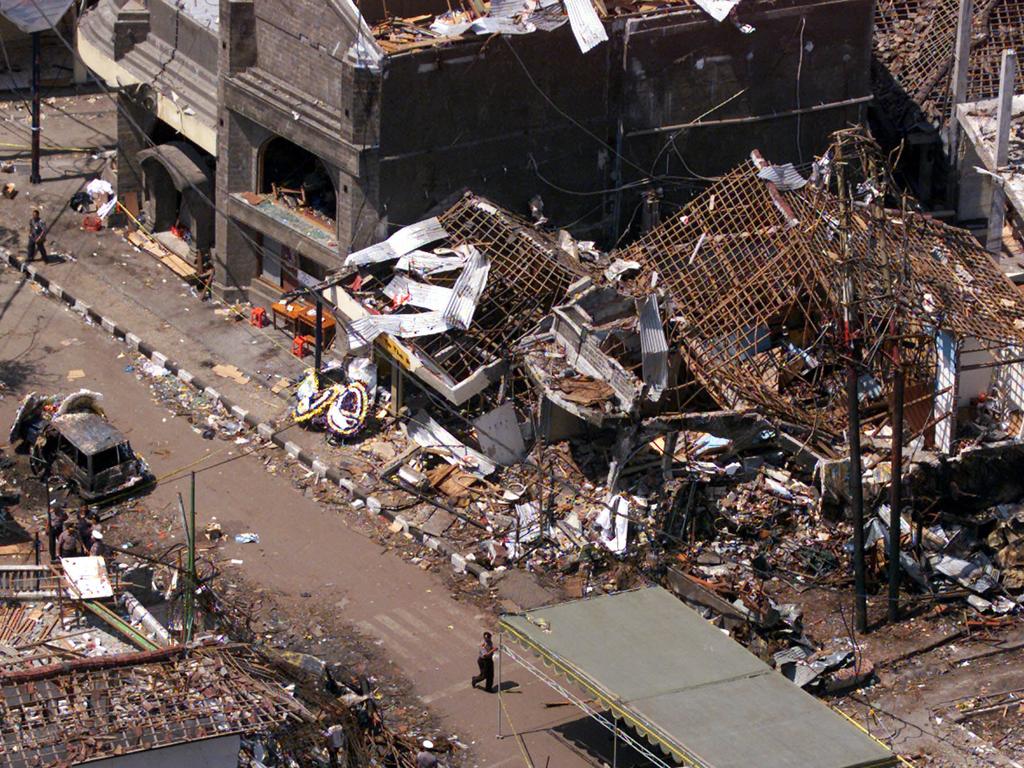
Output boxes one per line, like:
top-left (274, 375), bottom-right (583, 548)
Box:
top-left (499, 586), bottom-right (897, 768)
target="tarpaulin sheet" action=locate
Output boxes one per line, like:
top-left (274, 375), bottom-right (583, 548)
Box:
top-left (0, 0), bottom-right (73, 32)
top-left (500, 587), bottom-right (897, 768)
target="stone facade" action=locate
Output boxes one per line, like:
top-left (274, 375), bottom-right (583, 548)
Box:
top-left (81, 0), bottom-right (874, 301)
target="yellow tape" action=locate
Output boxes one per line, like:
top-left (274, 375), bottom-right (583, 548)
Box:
top-left (829, 705), bottom-right (916, 767)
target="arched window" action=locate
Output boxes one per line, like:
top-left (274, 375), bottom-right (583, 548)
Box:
top-left (259, 136), bottom-right (336, 221)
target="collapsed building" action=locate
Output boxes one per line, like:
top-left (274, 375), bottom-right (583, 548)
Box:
top-left (77, 0), bottom-right (875, 300)
top-left (283, 130), bottom-right (1024, 663)
top-left (319, 131), bottom-right (1024, 463)
top-left (871, 0), bottom-right (1024, 205)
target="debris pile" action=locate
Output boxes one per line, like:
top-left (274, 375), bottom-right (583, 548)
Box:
top-left (275, 128), bottom-right (1024, 691)
top-left (131, 355), bottom-right (248, 441)
top-left (370, 0), bottom-right (748, 54)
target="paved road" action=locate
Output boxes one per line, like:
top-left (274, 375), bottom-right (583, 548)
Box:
top-left (0, 268), bottom-right (595, 768)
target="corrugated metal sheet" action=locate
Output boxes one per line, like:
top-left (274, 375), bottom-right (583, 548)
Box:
top-left (344, 218), bottom-right (448, 267)
top-left (693, 0), bottom-right (741, 22)
top-left (406, 410), bottom-right (497, 477)
top-left (345, 312), bottom-right (450, 351)
top-left (757, 163), bottom-right (808, 192)
top-left (383, 274), bottom-right (454, 312)
top-left (563, 0), bottom-right (607, 53)
top-left (443, 246), bottom-right (490, 331)
top-left (637, 295), bottom-right (669, 402)
top-left (396, 249), bottom-right (468, 276)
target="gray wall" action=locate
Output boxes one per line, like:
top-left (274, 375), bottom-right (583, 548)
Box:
top-left (373, 0), bottom-right (873, 241)
top-left (84, 734), bottom-right (241, 768)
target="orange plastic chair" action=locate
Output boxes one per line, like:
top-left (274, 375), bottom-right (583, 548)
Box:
top-left (291, 334), bottom-right (314, 358)
top-left (250, 306), bottom-right (267, 327)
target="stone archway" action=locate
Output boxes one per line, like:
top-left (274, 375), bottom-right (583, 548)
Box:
top-left (137, 141), bottom-right (215, 256)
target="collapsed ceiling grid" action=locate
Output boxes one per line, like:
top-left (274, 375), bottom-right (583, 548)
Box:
top-left (874, 0), bottom-right (1024, 128)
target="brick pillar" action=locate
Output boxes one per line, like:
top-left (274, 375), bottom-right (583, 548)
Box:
top-left (339, 56), bottom-right (383, 252)
top-left (213, 0), bottom-right (259, 301)
top-left (114, 91), bottom-right (153, 218)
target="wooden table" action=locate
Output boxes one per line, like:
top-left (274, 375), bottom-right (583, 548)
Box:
top-left (270, 299), bottom-right (336, 346)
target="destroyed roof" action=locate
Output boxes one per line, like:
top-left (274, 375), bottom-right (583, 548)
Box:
top-left (0, 644), bottom-right (313, 768)
top-left (500, 587), bottom-right (898, 768)
top-left (874, 0), bottom-right (1024, 129)
top-left (620, 147), bottom-right (1024, 439)
top-left (327, 194), bottom-right (584, 403)
top-left (371, 0), bottom-right (792, 54)
top-left (50, 412), bottom-right (127, 454)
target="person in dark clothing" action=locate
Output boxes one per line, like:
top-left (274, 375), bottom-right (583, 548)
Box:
top-left (75, 509), bottom-right (94, 544)
top-left (27, 209), bottom-right (47, 262)
top-left (471, 631), bottom-right (496, 692)
top-left (48, 507), bottom-right (67, 560)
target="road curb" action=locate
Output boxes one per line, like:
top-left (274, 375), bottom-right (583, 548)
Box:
top-left (1, 249), bottom-right (497, 588)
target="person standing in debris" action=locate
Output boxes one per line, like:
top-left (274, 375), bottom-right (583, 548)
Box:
top-left (48, 506), bottom-right (67, 561)
top-left (88, 529), bottom-right (105, 558)
top-left (416, 740), bottom-right (439, 768)
top-left (56, 524), bottom-right (84, 558)
top-left (27, 209), bottom-right (47, 262)
top-left (75, 509), bottom-right (94, 544)
top-left (471, 631), bottom-right (496, 692)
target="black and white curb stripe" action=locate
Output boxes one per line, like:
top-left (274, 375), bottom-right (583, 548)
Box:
top-left (1, 250), bottom-right (500, 588)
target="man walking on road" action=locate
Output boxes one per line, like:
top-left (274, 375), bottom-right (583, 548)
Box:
top-left (27, 209), bottom-right (47, 262)
top-left (471, 631), bottom-right (496, 692)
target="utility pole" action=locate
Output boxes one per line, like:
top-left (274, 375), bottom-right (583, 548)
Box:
top-left (30, 31), bottom-right (41, 185)
top-left (314, 294), bottom-right (324, 373)
top-left (837, 140), bottom-right (868, 633)
top-left (985, 49), bottom-right (1017, 257)
top-left (179, 473), bottom-right (197, 644)
top-left (888, 353), bottom-right (905, 623)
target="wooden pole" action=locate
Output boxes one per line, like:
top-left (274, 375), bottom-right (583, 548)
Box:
top-left (314, 296), bottom-right (324, 373)
top-left (496, 631), bottom-right (503, 739)
top-left (187, 472), bottom-right (196, 642)
top-left (985, 49), bottom-right (1017, 256)
top-left (30, 32), bottom-right (41, 185)
top-left (837, 140), bottom-right (868, 633)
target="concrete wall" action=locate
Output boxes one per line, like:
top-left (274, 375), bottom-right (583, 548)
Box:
top-left (85, 734), bottom-right (240, 768)
top-left (148, 0), bottom-right (219, 72)
top-left (374, 0), bottom-right (873, 241)
top-left (252, 0), bottom-right (348, 108)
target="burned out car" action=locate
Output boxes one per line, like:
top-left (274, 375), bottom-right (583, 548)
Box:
top-left (10, 390), bottom-right (152, 501)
